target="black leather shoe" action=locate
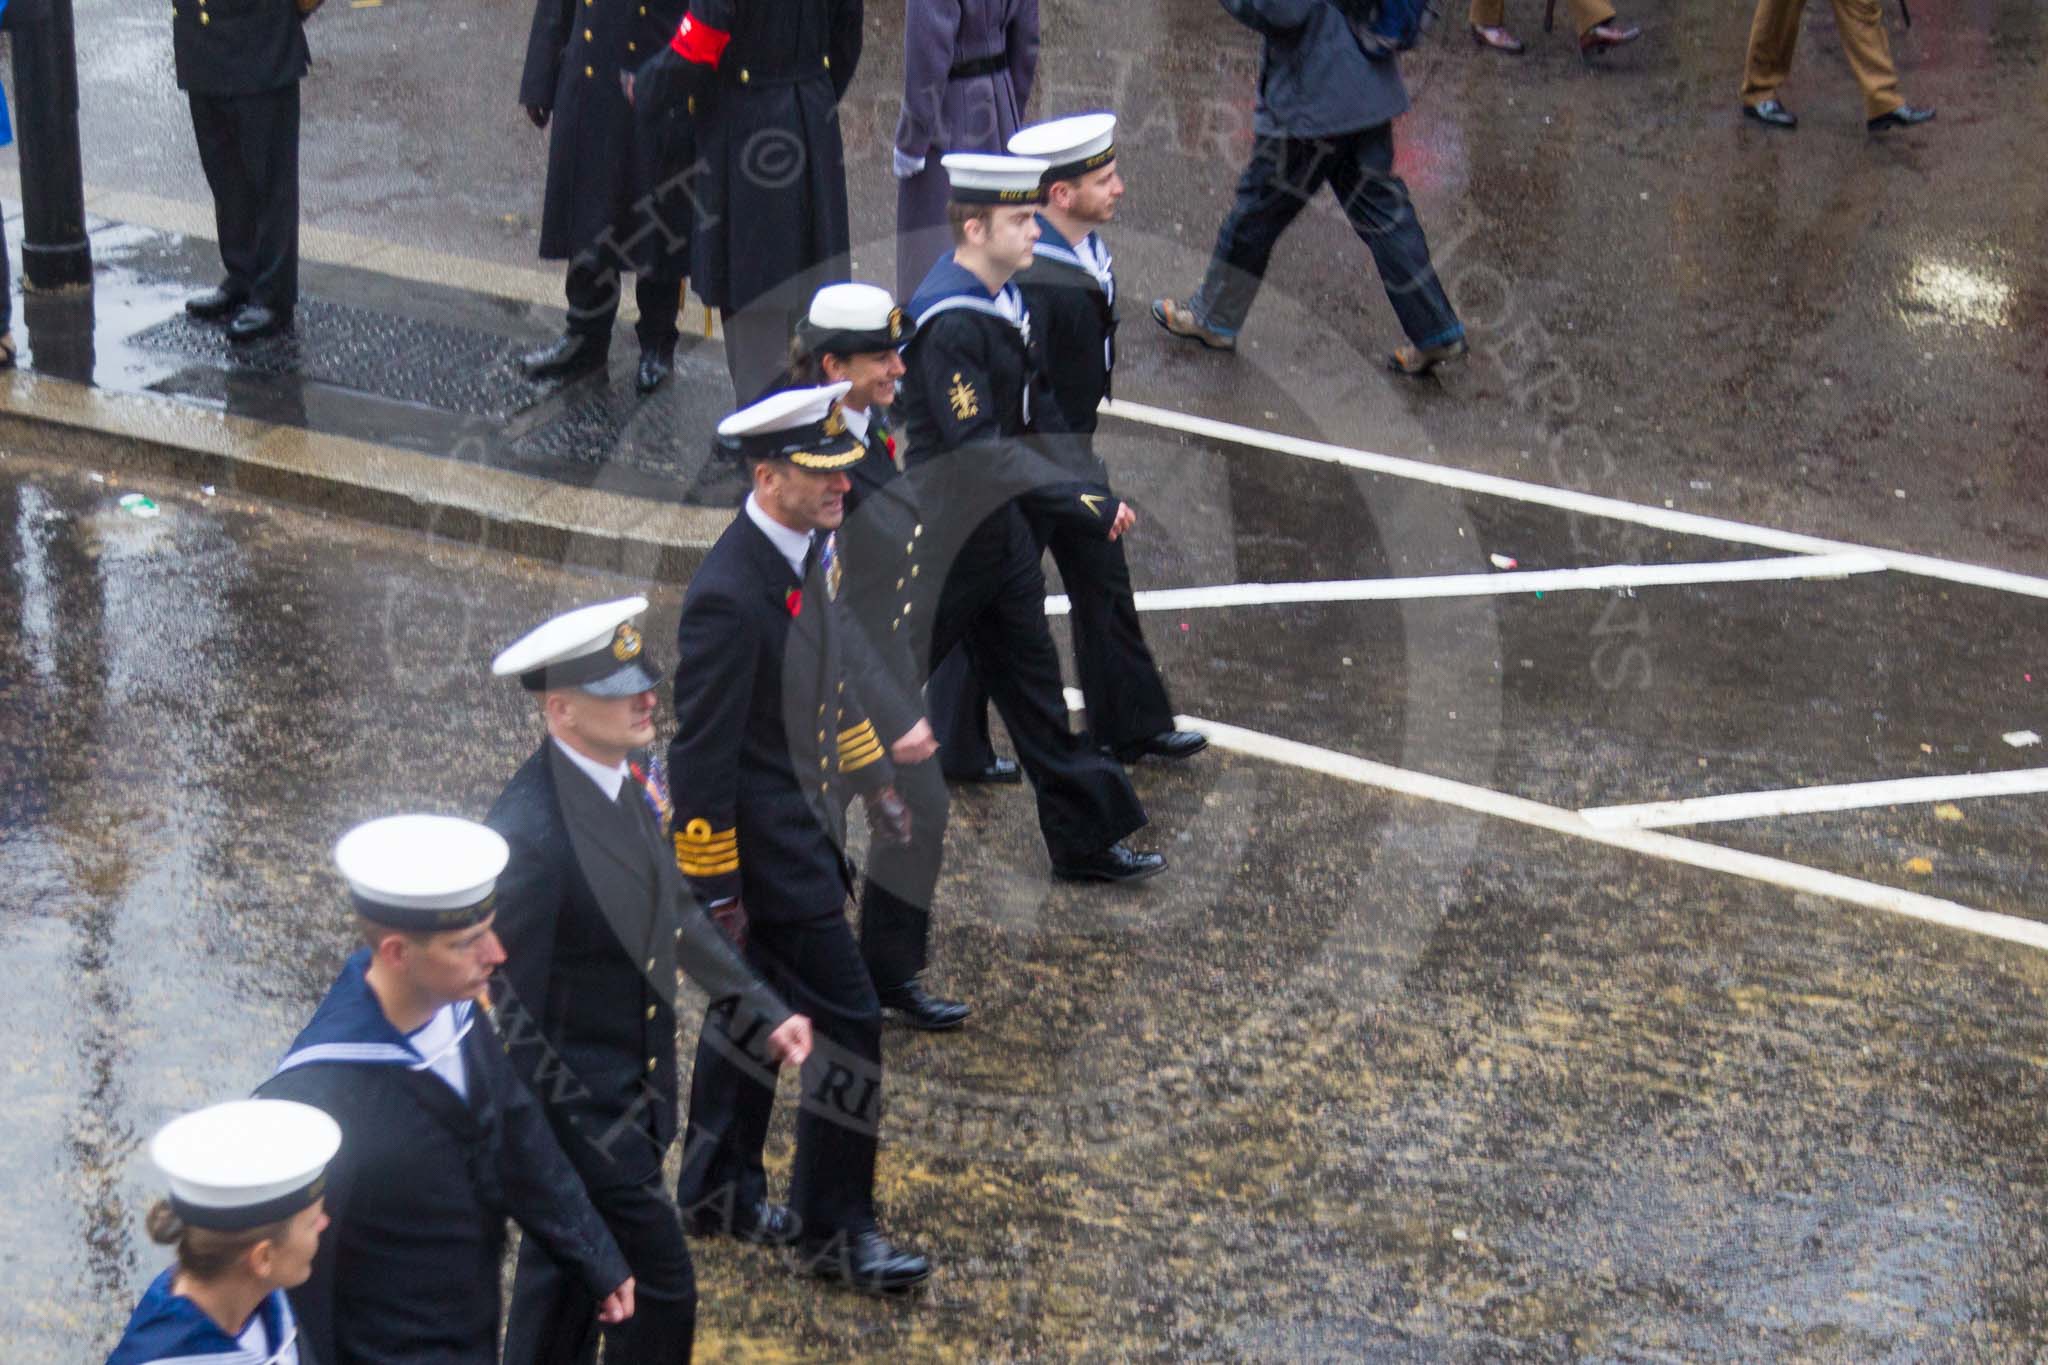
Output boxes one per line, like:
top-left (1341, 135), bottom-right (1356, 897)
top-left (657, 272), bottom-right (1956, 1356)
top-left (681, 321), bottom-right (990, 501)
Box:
top-left (1052, 841), bottom-right (1167, 884)
top-left (687, 1199), bottom-right (799, 1246)
top-left (945, 756), bottom-right (1021, 785)
top-left (226, 304), bottom-right (290, 343)
top-left (796, 1230), bottom-right (932, 1294)
top-left (1116, 730), bottom-right (1210, 764)
top-left (878, 979), bottom-right (970, 1032)
top-left (1743, 99), bottom-right (1797, 129)
top-left (185, 287), bottom-right (245, 321)
top-left (521, 332), bottom-right (609, 381)
top-left (635, 344), bottom-right (674, 395)
top-left (1868, 105), bottom-right (1935, 132)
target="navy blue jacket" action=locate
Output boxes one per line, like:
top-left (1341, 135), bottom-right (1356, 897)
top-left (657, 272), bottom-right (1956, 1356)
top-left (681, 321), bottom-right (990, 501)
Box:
top-left (668, 511), bottom-right (895, 918)
top-left (486, 741), bottom-right (790, 1189)
top-left (257, 953), bottom-right (628, 1365)
top-left (1221, 0), bottom-right (1408, 138)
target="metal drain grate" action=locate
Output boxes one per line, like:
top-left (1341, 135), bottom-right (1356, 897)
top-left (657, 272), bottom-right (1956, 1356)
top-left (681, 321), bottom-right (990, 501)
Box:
top-left (130, 299), bottom-right (556, 421)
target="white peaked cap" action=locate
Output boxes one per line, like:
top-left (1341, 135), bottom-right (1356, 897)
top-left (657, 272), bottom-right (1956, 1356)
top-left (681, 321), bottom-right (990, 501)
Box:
top-left (717, 381), bottom-right (853, 438)
top-left (490, 596), bottom-right (659, 697)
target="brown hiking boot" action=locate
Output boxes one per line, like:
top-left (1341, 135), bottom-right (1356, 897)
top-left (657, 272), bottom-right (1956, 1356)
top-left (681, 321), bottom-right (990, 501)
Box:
top-left (1151, 298), bottom-right (1236, 352)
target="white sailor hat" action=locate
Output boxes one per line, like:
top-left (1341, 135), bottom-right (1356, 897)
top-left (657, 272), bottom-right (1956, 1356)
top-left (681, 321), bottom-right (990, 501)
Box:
top-left (334, 814), bottom-right (510, 932)
top-left (797, 283), bottom-right (915, 356)
top-left (941, 152), bottom-right (1051, 206)
top-left (492, 596), bottom-right (660, 698)
top-left (716, 381), bottom-right (865, 471)
top-left (1008, 113), bottom-right (1118, 184)
top-left (150, 1099), bottom-right (342, 1232)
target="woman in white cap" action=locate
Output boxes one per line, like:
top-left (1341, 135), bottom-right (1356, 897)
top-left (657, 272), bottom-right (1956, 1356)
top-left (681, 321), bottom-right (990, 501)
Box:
top-left (105, 1098), bottom-right (339, 1365)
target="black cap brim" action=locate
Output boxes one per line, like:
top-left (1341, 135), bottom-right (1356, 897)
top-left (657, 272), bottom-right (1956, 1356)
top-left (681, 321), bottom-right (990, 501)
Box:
top-left (574, 657), bottom-right (664, 697)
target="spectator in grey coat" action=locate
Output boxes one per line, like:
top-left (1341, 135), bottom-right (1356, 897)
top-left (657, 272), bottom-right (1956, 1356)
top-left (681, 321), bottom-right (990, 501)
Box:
top-left (1152, 0), bottom-right (1466, 375)
top-left (891, 0), bottom-right (1039, 299)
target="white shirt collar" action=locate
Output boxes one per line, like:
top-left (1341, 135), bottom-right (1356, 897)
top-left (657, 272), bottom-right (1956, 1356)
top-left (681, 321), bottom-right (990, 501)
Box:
top-left (745, 492), bottom-right (813, 580)
top-left (839, 403), bottom-right (871, 442)
top-left (552, 735), bottom-right (628, 802)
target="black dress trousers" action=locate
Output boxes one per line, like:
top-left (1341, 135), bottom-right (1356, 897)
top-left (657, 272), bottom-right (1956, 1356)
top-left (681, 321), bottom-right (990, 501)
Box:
top-left (676, 913), bottom-right (884, 1242)
top-left (857, 751), bottom-right (948, 988)
top-left (505, 1179), bottom-right (696, 1365)
top-left (927, 644), bottom-right (998, 777)
top-left (927, 516), bottom-right (1176, 763)
top-left (565, 260), bottom-right (684, 350)
top-left (187, 84), bottom-right (300, 313)
top-left (920, 507), bottom-right (1146, 863)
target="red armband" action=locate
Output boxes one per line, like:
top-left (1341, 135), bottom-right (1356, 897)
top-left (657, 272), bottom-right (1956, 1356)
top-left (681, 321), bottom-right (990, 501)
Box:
top-left (670, 12), bottom-right (730, 66)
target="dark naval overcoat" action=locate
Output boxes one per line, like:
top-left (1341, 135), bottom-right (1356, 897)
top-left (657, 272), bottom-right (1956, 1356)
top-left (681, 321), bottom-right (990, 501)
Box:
top-left (521, 0), bottom-right (694, 274)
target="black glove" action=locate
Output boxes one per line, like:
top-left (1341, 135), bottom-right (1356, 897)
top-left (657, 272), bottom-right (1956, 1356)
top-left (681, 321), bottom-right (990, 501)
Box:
top-left (863, 787), bottom-right (913, 848)
top-left (524, 104), bottom-right (551, 130)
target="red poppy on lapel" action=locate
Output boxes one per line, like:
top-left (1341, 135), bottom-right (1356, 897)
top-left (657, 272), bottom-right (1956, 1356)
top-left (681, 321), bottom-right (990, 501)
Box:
top-left (785, 587), bottom-right (803, 618)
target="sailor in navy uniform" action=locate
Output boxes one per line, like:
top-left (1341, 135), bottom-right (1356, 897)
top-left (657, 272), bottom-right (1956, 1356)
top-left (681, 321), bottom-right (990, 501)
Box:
top-left (785, 285), bottom-right (968, 1033)
top-left (893, 153), bottom-right (1165, 883)
top-left (934, 115), bottom-right (1210, 771)
top-left (256, 816), bottom-right (635, 1365)
top-left (486, 597), bottom-right (812, 1364)
top-left (668, 384), bottom-right (932, 1294)
top-left (106, 1098), bottom-right (339, 1365)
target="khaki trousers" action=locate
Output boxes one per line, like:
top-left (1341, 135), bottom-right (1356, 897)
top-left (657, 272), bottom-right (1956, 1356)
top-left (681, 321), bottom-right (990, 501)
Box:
top-left (1469, 0), bottom-right (1613, 37)
top-left (1740, 0), bottom-right (1903, 121)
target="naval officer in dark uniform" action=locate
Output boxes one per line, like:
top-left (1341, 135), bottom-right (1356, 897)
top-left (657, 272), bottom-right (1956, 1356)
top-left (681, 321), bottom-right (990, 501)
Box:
top-left (486, 598), bottom-right (813, 1364)
top-left (630, 0), bottom-right (863, 400)
top-left (669, 384), bottom-right (931, 1293)
top-left (895, 153), bottom-right (1165, 883)
top-left (257, 815), bottom-right (635, 1365)
top-left (932, 115), bottom-right (1207, 772)
top-left (520, 0), bottom-right (695, 393)
top-left (173, 0), bottom-right (309, 341)
top-left (784, 285), bottom-right (968, 1032)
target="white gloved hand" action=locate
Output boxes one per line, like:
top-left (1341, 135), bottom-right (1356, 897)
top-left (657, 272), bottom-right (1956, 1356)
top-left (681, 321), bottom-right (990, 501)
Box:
top-left (892, 147), bottom-right (927, 180)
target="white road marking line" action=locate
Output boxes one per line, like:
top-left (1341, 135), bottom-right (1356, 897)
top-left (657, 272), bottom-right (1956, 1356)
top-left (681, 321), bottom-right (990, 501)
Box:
top-left (1100, 398), bottom-right (2048, 601)
top-left (1173, 715), bottom-right (2048, 954)
top-left (1581, 768), bottom-right (2048, 830)
top-left (1041, 552), bottom-right (1883, 616)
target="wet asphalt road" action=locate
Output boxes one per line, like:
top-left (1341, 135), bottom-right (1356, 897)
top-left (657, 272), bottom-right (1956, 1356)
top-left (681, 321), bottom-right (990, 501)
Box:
top-left (8, 427), bottom-right (2048, 1361)
top-left (4, 0), bottom-right (2048, 1357)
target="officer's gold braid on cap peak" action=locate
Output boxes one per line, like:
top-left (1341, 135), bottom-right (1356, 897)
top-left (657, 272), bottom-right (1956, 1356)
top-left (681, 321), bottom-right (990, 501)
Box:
top-left (837, 720), bottom-right (885, 773)
top-left (674, 816), bottom-right (739, 877)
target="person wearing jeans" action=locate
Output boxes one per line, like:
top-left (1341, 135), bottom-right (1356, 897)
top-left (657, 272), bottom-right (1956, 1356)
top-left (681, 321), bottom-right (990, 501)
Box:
top-left (1152, 0), bottom-right (1466, 376)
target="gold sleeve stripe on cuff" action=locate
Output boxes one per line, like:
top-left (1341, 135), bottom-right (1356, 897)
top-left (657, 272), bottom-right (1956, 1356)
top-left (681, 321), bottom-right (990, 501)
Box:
top-left (838, 730), bottom-right (885, 756)
top-left (679, 854), bottom-right (741, 876)
top-left (840, 745), bottom-right (886, 773)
